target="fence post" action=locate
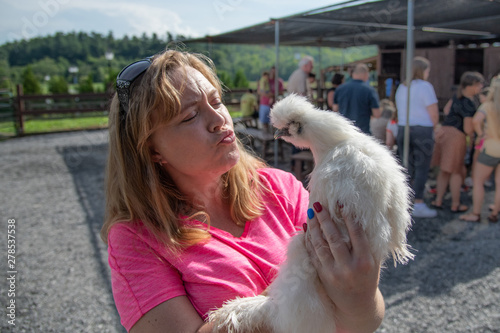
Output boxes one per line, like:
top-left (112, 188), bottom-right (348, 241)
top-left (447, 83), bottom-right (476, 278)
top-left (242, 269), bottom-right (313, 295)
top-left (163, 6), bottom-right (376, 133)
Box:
top-left (16, 84), bottom-right (24, 135)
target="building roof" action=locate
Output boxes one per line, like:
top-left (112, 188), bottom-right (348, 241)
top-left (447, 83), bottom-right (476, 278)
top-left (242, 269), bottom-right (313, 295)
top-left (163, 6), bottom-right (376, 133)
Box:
top-left (184, 0), bottom-right (500, 48)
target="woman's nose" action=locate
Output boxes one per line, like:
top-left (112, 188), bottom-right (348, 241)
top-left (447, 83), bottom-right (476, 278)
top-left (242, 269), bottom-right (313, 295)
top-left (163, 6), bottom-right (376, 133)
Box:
top-left (205, 103), bottom-right (226, 132)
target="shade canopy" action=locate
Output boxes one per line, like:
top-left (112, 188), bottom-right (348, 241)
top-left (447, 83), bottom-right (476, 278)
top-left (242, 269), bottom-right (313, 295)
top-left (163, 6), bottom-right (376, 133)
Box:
top-left (184, 0), bottom-right (500, 48)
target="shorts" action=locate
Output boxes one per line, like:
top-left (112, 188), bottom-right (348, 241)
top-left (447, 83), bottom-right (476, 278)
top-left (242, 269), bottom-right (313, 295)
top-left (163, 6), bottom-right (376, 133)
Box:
top-left (477, 150), bottom-right (500, 167)
top-left (431, 126), bottom-right (466, 174)
top-left (259, 104), bottom-right (271, 124)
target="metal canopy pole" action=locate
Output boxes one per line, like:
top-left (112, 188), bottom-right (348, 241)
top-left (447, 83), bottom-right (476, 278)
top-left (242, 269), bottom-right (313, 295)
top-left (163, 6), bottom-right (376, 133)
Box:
top-left (274, 20), bottom-right (280, 167)
top-left (403, 0), bottom-right (414, 169)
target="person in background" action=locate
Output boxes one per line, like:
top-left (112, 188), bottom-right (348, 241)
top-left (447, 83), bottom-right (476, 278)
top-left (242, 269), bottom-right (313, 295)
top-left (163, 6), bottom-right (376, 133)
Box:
top-left (465, 86), bottom-right (491, 188)
top-left (370, 98), bottom-right (395, 144)
top-left (287, 55), bottom-right (314, 100)
top-left (269, 65), bottom-right (284, 105)
top-left (460, 76), bottom-right (500, 222)
top-left (257, 71), bottom-right (272, 129)
top-left (395, 56), bottom-right (439, 218)
top-left (431, 71), bottom-right (484, 213)
top-left (239, 88), bottom-right (258, 119)
top-left (258, 67), bottom-right (284, 131)
top-left (327, 73), bottom-right (345, 111)
top-left (333, 63), bottom-right (381, 134)
top-left (102, 49), bottom-right (385, 333)
top-left (287, 56), bottom-right (315, 157)
top-left (386, 106), bottom-right (399, 152)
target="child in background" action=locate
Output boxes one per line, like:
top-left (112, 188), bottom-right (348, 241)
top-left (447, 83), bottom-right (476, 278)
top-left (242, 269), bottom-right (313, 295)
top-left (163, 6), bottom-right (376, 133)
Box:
top-left (370, 98), bottom-right (395, 144)
top-left (386, 104), bottom-right (399, 153)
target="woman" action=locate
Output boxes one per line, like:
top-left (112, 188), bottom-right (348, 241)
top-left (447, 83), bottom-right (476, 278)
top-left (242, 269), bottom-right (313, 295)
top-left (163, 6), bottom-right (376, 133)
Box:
top-left (431, 71), bottom-right (484, 212)
top-left (460, 76), bottom-right (500, 222)
top-left (395, 56), bottom-right (439, 218)
top-left (326, 73), bottom-right (344, 110)
top-left (102, 49), bottom-right (384, 332)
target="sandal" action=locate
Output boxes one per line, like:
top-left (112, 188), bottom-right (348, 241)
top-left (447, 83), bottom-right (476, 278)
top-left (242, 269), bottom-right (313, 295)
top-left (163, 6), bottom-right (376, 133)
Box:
top-left (451, 204), bottom-right (468, 213)
top-left (459, 213), bottom-right (481, 222)
top-left (431, 200), bottom-right (443, 209)
top-left (488, 214), bottom-right (498, 223)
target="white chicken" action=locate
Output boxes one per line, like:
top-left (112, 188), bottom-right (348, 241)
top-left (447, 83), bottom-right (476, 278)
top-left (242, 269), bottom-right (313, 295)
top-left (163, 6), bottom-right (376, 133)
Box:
top-left (209, 94), bottom-right (413, 333)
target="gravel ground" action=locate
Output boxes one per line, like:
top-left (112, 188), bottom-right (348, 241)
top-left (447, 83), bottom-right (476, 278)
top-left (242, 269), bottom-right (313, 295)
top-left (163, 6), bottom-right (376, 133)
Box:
top-left (0, 129), bottom-right (499, 333)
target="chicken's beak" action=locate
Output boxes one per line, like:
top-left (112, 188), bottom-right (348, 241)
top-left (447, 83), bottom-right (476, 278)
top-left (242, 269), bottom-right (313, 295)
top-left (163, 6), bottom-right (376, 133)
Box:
top-left (274, 128), bottom-right (288, 139)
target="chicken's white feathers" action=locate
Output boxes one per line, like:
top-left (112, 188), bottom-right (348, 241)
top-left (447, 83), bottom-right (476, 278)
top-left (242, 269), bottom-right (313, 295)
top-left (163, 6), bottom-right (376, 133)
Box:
top-left (271, 93), bottom-right (413, 265)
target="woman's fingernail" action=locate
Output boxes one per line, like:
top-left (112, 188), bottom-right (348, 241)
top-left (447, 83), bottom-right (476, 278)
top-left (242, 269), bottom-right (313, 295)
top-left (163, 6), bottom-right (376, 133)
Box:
top-left (307, 208), bottom-right (315, 219)
top-left (303, 223), bottom-right (308, 232)
top-left (313, 202), bottom-right (322, 212)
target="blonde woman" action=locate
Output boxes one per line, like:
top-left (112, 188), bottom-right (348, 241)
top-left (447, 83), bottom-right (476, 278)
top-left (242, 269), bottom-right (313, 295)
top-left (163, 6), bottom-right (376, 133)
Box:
top-left (101, 49), bottom-right (384, 333)
top-left (460, 76), bottom-right (500, 222)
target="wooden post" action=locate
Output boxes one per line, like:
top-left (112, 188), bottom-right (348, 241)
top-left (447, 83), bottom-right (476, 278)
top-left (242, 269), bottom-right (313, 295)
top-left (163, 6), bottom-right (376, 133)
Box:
top-left (16, 84), bottom-right (24, 135)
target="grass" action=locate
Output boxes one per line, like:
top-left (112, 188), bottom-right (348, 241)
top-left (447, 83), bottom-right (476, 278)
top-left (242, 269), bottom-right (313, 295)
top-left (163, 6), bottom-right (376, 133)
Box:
top-left (0, 106), bottom-right (243, 138)
top-left (0, 115), bottom-right (108, 137)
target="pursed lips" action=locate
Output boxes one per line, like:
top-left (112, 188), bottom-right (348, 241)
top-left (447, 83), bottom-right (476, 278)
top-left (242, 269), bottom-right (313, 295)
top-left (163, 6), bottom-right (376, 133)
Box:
top-left (218, 130), bottom-right (235, 144)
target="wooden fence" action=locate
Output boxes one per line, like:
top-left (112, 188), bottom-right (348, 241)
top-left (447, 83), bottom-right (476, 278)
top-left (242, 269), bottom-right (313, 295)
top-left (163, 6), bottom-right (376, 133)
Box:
top-left (7, 85), bottom-right (247, 136)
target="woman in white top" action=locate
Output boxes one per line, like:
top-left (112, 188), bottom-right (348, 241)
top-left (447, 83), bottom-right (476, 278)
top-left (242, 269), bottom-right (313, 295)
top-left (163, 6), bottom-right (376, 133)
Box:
top-left (395, 56), bottom-right (439, 218)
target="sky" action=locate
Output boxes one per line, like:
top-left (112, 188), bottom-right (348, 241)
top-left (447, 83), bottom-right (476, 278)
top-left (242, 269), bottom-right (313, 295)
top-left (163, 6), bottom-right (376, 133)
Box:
top-left (0, 0), bottom-right (345, 45)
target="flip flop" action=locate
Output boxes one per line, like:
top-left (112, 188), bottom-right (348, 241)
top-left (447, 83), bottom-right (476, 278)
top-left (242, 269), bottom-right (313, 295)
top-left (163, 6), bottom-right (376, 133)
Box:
top-left (430, 200), bottom-right (443, 209)
top-left (459, 213), bottom-right (481, 222)
top-left (488, 214), bottom-right (498, 223)
top-left (451, 204), bottom-right (468, 213)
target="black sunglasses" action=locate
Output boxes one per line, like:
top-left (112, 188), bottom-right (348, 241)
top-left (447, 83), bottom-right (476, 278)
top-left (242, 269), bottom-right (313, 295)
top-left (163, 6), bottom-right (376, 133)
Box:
top-left (116, 57), bottom-right (153, 115)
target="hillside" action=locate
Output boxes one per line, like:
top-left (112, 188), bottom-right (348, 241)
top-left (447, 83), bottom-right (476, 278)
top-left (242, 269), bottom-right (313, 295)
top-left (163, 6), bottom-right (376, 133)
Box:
top-left (0, 31), bottom-right (377, 90)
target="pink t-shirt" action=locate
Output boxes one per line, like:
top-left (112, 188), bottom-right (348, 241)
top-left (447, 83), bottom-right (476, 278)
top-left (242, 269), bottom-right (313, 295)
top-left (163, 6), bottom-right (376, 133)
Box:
top-left (107, 168), bottom-right (309, 331)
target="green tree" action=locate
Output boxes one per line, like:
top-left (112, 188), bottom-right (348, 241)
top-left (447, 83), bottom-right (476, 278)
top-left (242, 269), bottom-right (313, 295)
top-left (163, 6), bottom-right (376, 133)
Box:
top-left (0, 59), bottom-right (12, 90)
top-left (21, 66), bottom-right (41, 94)
top-left (48, 75), bottom-right (68, 94)
top-left (103, 68), bottom-right (120, 92)
top-left (217, 70), bottom-right (233, 89)
top-left (233, 68), bottom-right (249, 88)
top-left (78, 74), bottom-right (95, 93)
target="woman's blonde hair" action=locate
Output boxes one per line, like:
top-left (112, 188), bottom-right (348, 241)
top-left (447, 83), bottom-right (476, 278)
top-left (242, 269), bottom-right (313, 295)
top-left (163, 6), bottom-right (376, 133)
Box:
top-left (483, 76), bottom-right (500, 139)
top-left (101, 49), bottom-right (267, 250)
top-left (412, 56), bottom-right (430, 81)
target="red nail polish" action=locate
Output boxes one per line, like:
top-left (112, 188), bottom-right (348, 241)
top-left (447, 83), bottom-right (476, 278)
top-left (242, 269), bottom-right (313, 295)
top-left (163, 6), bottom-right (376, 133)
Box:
top-left (313, 202), bottom-right (322, 212)
top-left (303, 223), bottom-right (308, 232)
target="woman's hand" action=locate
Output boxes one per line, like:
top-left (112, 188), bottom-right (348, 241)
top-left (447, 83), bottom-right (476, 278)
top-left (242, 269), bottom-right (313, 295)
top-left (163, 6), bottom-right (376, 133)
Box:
top-left (304, 202), bottom-right (385, 333)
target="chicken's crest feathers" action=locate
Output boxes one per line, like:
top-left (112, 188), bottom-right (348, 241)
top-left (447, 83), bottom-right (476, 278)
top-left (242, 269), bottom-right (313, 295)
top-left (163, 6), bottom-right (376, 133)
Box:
top-left (270, 94), bottom-right (360, 159)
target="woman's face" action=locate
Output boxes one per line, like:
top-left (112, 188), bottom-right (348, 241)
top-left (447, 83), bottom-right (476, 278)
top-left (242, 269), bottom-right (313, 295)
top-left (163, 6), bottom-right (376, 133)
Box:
top-left (423, 67), bottom-right (431, 80)
top-left (472, 81), bottom-right (484, 96)
top-left (149, 66), bottom-right (240, 183)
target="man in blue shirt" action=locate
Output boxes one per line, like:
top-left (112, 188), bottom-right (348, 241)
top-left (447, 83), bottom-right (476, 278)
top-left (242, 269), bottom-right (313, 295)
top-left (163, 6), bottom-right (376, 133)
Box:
top-left (333, 64), bottom-right (381, 134)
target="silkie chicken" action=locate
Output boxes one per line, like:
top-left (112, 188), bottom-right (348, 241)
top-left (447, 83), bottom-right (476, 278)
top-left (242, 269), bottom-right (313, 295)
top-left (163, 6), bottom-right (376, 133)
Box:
top-left (209, 94), bottom-right (413, 333)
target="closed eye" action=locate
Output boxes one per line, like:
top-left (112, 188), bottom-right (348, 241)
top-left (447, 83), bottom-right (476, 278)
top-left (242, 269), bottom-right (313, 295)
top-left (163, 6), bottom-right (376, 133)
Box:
top-left (182, 111), bottom-right (198, 123)
top-left (211, 97), bottom-right (223, 109)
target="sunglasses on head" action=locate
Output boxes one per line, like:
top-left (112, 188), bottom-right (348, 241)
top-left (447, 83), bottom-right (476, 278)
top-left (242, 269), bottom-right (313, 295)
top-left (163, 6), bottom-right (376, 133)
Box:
top-left (116, 56), bottom-right (153, 115)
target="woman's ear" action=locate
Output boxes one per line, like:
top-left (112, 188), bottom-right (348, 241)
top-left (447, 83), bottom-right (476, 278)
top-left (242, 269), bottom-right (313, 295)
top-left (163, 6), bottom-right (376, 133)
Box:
top-left (149, 141), bottom-right (163, 164)
top-left (150, 151), bottom-right (162, 163)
